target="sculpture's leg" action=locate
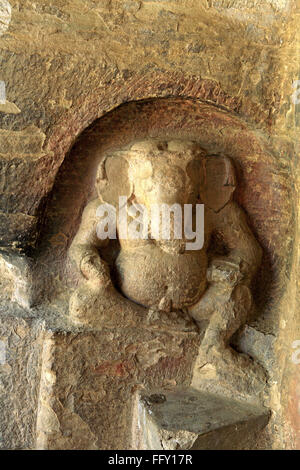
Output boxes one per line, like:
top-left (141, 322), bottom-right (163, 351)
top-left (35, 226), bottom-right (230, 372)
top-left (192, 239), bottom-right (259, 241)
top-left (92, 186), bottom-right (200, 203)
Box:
top-left (69, 280), bottom-right (146, 329)
top-left (189, 284), bottom-right (265, 374)
top-left (69, 280), bottom-right (197, 332)
top-left (200, 284), bottom-right (251, 357)
top-left (190, 284), bottom-right (267, 398)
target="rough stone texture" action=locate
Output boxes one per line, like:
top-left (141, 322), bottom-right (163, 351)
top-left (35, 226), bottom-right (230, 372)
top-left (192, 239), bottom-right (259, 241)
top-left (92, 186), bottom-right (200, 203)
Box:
top-left (0, 0), bottom-right (298, 450)
top-left (0, 313), bottom-right (44, 449)
top-left (35, 325), bottom-right (199, 450)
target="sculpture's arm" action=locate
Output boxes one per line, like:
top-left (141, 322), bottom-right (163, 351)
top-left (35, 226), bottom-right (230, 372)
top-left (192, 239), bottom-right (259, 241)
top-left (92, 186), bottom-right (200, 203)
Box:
top-left (189, 201), bottom-right (261, 324)
top-left (69, 199), bottom-right (111, 287)
top-left (210, 201), bottom-right (262, 286)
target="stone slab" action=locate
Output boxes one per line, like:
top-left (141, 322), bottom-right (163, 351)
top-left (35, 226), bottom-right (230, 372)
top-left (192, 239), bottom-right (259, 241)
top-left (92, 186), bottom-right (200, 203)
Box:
top-left (134, 387), bottom-right (270, 450)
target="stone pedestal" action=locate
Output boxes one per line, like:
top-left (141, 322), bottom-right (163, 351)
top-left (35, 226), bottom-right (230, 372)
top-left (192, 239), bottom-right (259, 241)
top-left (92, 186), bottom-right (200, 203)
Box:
top-left (0, 313), bottom-right (198, 450)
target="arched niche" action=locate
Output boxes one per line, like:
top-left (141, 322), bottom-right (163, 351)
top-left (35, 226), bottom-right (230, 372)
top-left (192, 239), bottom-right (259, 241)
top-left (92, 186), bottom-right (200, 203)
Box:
top-left (29, 97), bottom-right (295, 337)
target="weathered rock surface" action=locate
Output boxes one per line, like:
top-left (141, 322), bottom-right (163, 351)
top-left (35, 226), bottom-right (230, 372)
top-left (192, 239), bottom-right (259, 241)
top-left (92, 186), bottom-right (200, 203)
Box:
top-left (0, 0), bottom-right (298, 450)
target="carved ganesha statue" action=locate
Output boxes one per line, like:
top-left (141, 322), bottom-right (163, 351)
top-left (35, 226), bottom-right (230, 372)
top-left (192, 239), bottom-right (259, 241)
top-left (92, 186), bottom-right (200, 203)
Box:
top-left (69, 139), bottom-right (262, 369)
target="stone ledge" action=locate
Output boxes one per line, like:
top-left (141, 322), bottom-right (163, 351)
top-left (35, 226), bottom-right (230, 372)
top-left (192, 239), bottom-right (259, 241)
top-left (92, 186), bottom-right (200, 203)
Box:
top-left (0, 313), bottom-right (200, 449)
top-left (133, 387), bottom-right (270, 450)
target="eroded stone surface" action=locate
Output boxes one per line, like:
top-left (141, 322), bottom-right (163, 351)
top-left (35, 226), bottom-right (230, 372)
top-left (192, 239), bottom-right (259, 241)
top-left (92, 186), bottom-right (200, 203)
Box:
top-left (35, 325), bottom-right (199, 450)
top-left (0, 0), bottom-right (298, 451)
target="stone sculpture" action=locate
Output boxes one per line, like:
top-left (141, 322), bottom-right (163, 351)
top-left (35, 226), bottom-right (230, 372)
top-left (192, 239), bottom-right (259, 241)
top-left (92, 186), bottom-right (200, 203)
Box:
top-left (69, 139), bottom-right (262, 371)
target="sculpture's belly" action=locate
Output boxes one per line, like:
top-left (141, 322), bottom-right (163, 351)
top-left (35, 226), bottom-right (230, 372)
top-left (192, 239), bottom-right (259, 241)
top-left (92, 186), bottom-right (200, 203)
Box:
top-left (114, 245), bottom-right (207, 310)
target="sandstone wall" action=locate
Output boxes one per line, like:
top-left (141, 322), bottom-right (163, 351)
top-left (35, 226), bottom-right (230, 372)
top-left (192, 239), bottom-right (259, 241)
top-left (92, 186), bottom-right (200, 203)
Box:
top-left (0, 0), bottom-right (299, 449)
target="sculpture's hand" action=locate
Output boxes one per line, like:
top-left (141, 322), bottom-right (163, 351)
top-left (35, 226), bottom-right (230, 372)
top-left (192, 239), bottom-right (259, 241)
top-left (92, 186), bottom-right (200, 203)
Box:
top-left (80, 253), bottom-right (111, 287)
top-left (207, 257), bottom-right (244, 287)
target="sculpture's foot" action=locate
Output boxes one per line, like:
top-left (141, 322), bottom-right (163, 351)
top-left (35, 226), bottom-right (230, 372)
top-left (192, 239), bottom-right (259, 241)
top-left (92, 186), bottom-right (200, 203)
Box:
top-left (69, 281), bottom-right (197, 332)
top-left (193, 341), bottom-right (267, 398)
top-left (206, 343), bottom-right (266, 380)
top-left (146, 307), bottom-right (198, 333)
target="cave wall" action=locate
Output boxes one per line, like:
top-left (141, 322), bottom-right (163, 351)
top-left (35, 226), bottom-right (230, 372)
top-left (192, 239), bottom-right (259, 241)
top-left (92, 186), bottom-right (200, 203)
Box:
top-left (0, 0), bottom-right (299, 449)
